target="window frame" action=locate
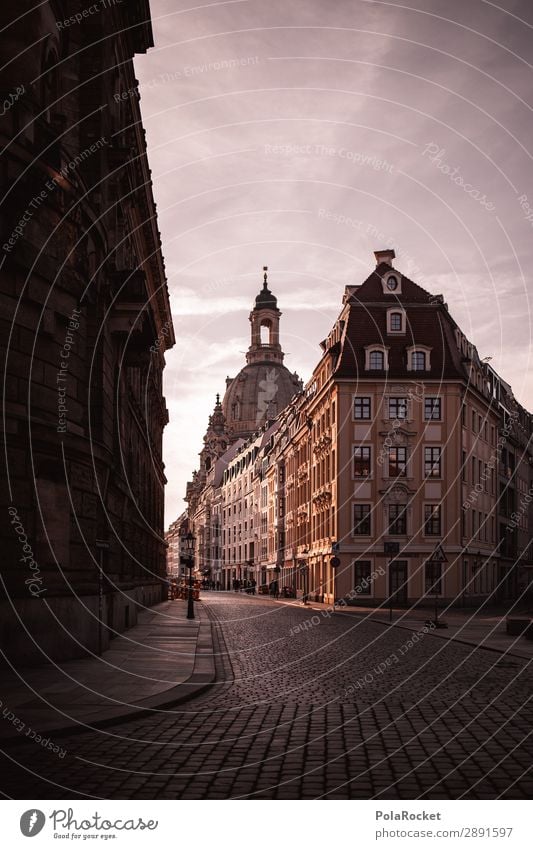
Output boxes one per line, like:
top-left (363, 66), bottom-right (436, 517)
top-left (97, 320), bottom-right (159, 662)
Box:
top-left (424, 397), bottom-right (441, 421)
top-left (353, 560), bottom-right (373, 594)
top-left (388, 503), bottom-right (408, 535)
top-left (424, 446), bottom-right (442, 478)
top-left (388, 396), bottom-right (408, 420)
top-left (353, 503), bottom-right (372, 536)
top-left (353, 396), bottom-right (371, 420)
top-left (364, 345), bottom-right (389, 371)
top-left (411, 351), bottom-right (426, 371)
top-left (369, 350), bottom-right (384, 370)
top-left (353, 446), bottom-right (372, 478)
top-left (388, 446), bottom-right (408, 477)
top-left (406, 344), bottom-right (431, 372)
top-left (424, 503), bottom-right (442, 536)
top-left (386, 307), bottom-right (406, 335)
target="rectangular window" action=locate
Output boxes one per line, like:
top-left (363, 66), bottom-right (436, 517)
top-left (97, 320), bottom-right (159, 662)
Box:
top-left (424, 447), bottom-right (442, 477)
top-left (462, 450), bottom-right (467, 482)
top-left (388, 504), bottom-right (407, 535)
top-left (389, 446), bottom-right (407, 477)
top-left (354, 397), bottom-right (371, 420)
top-left (424, 504), bottom-right (441, 536)
top-left (353, 446), bottom-right (371, 477)
top-left (388, 397), bottom-right (408, 420)
top-left (354, 560), bottom-right (372, 594)
top-left (424, 397), bottom-right (441, 420)
top-left (390, 312), bottom-right (402, 331)
top-left (472, 456), bottom-right (476, 485)
top-left (425, 561), bottom-right (442, 594)
top-left (353, 504), bottom-right (371, 536)
top-left (472, 410), bottom-right (477, 432)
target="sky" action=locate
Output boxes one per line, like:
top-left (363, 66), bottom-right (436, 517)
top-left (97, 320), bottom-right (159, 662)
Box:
top-left (133, 0), bottom-right (533, 524)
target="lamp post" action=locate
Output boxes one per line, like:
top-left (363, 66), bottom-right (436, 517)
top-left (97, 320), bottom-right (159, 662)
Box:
top-left (184, 530), bottom-right (196, 620)
top-left (300, 546), bottom-right (310, 605)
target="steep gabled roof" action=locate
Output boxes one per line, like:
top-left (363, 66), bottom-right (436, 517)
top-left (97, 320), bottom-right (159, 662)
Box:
top-left (334, 262), bottom-right (467, 381)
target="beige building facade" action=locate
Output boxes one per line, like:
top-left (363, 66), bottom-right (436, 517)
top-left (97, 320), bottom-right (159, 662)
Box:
top-left (179, 251), bottom-right (533, 607)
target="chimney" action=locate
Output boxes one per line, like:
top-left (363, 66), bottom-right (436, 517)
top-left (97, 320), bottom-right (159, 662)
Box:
top-left (374, 248), bottom-right (396, 267)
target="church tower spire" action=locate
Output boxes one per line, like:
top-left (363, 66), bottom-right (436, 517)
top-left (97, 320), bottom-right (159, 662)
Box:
top-left (199, 394), bottom-right (230, 474)
top-left (246, 266), bottom-right (284, 366)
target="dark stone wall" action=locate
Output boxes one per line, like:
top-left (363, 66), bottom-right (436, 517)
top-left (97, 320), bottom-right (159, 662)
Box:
top-left (0, 0), bottom-right (174, 665)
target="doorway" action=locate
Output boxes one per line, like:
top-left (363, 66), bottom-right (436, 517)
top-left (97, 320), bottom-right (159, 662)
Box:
top-left (389, 560), bottom-right (408, 605)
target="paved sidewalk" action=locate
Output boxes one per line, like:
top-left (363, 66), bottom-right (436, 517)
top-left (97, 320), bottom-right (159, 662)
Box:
top-left (274, 596), bottom-right (533, 660)
top-left (0, 600), bottom-right (214, 741)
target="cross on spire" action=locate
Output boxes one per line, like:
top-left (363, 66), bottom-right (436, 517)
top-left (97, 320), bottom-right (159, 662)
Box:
top-left (263, 265), bottom-right (268, 287)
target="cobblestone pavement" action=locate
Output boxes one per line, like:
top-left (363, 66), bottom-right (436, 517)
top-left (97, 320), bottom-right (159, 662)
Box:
top-left (2, 594), bottom-right (532, 799)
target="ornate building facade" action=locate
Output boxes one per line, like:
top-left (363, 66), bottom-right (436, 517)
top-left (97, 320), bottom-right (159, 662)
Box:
top-left (1, 0), bottom-right (174, 664)
top-left (181, 251), bottom-right (533, 606)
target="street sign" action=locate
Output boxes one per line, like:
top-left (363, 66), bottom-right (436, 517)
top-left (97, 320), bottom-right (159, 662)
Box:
top-left (428, 542), bottom-right (447, 563)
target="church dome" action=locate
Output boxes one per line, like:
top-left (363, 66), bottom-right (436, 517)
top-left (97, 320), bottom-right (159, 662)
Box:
top-left (222, 363), bottom-right (301, 439)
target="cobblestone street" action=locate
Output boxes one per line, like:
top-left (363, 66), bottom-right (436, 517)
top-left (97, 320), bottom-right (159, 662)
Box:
top-left (2, 595), bottom-right (532, 800)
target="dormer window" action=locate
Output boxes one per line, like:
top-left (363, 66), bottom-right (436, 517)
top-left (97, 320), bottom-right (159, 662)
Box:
top-left (365, 345), bottom-right (389, 371)
top-left (370, 350), bottom-right (384, 369)
top-left (412, 351), bottom-right (426, 370)
top-left (387, 308), bottom-right (406, 335)
top-left (407, 345), bottom-right (431, 372)
top-left (381, 270), bottom-right (402, 295)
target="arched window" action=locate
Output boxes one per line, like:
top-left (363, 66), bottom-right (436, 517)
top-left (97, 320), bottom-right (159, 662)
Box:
top-left (407, 344), bottom-right (431, 372)
top-left (260, 320), bottom-right (272, 345)
top-left (369, 350), bottom-right (384, 370)
top-left (365, 345), bottom-right (389, 371)
top-left (411, 351), bottom-right (426, 371)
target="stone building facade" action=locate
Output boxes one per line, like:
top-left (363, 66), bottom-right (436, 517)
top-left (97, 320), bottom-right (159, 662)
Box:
top-left (181, 250), bottom-right (533, 606)
top-left (1, 0), bottom-right (174, 664)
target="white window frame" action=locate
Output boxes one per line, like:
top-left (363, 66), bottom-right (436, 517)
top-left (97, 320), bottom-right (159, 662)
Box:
top-left (424, 396), bottom-right (442, 421)
top-left (386, 307), bottom-right (406, 335)
top-left (364, 345), bottom-right (389, 371)
top-left (381, 270), bottom-right (402, 295)
top-left (352, 445), bottom-right (372, 479)
top-left (353, 395), bottom-right (372, 420)
top-left (407, 344), bottom-right (432, 372)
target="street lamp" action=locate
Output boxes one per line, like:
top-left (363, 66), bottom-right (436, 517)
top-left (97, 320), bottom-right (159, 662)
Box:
top-left (184, 531), bottom-right (196, 620)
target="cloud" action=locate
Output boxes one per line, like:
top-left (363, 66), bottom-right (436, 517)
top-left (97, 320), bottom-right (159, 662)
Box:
top-left (134, 0), bottom-right (533, 521)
